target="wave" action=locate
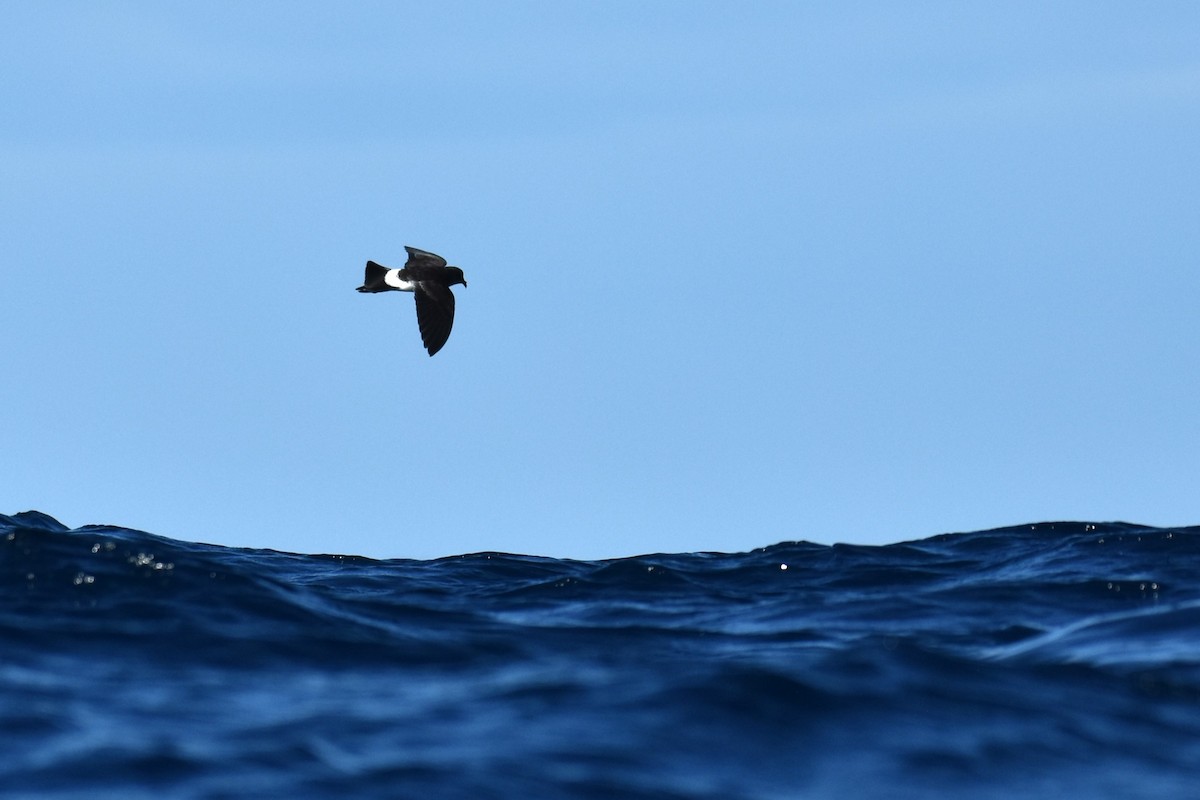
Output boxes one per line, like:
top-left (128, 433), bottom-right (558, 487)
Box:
top-left (3, 511), bottom-right (1199, 798)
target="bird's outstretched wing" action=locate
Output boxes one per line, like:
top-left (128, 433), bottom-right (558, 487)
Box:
top-left (413, 282), bottom-right (456, 356)
top-left (404, 247), bottom-right (448, 269)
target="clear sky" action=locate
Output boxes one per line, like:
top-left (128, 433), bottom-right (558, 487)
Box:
top-left (3, 3), bottom-right (1198, 560)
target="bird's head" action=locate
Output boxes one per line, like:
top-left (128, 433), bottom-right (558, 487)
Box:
top-left (446, 267), bottom-right (468, 288)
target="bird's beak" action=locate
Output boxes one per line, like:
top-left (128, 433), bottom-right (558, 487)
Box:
top-left (463, 280), bottom-right (469, 288)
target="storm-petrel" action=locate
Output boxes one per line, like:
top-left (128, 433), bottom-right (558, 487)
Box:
top-left (356, 246), bottom-right (468, 356)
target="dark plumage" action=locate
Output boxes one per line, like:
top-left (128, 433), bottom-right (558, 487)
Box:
top-left (356, 246), bottom-right (468, 356)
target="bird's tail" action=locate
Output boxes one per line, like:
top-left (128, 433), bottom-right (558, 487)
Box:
top-left (356, 261), bottom-right (389, 292)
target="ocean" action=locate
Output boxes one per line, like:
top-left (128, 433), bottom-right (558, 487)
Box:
top-left (3, 511), bottom-right (1198, 799)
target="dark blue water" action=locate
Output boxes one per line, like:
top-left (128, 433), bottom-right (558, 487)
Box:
top-left (3, 511), bottom-right (1199, 799)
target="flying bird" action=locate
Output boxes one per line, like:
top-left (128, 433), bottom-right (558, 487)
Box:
top-left (356, 246), bottom-right (468, 356)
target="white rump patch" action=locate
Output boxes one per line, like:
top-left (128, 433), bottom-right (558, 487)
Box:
top-left (383, 270), bottom-right (417, 291)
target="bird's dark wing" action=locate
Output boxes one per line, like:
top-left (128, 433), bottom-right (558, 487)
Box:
top-left (413, 282), bottom-right (456, 356)
top-left (404, 247), bottom-right (448, 269)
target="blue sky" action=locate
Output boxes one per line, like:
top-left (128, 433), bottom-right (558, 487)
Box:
top-left (3, 3), bottom-right (1198, 559)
